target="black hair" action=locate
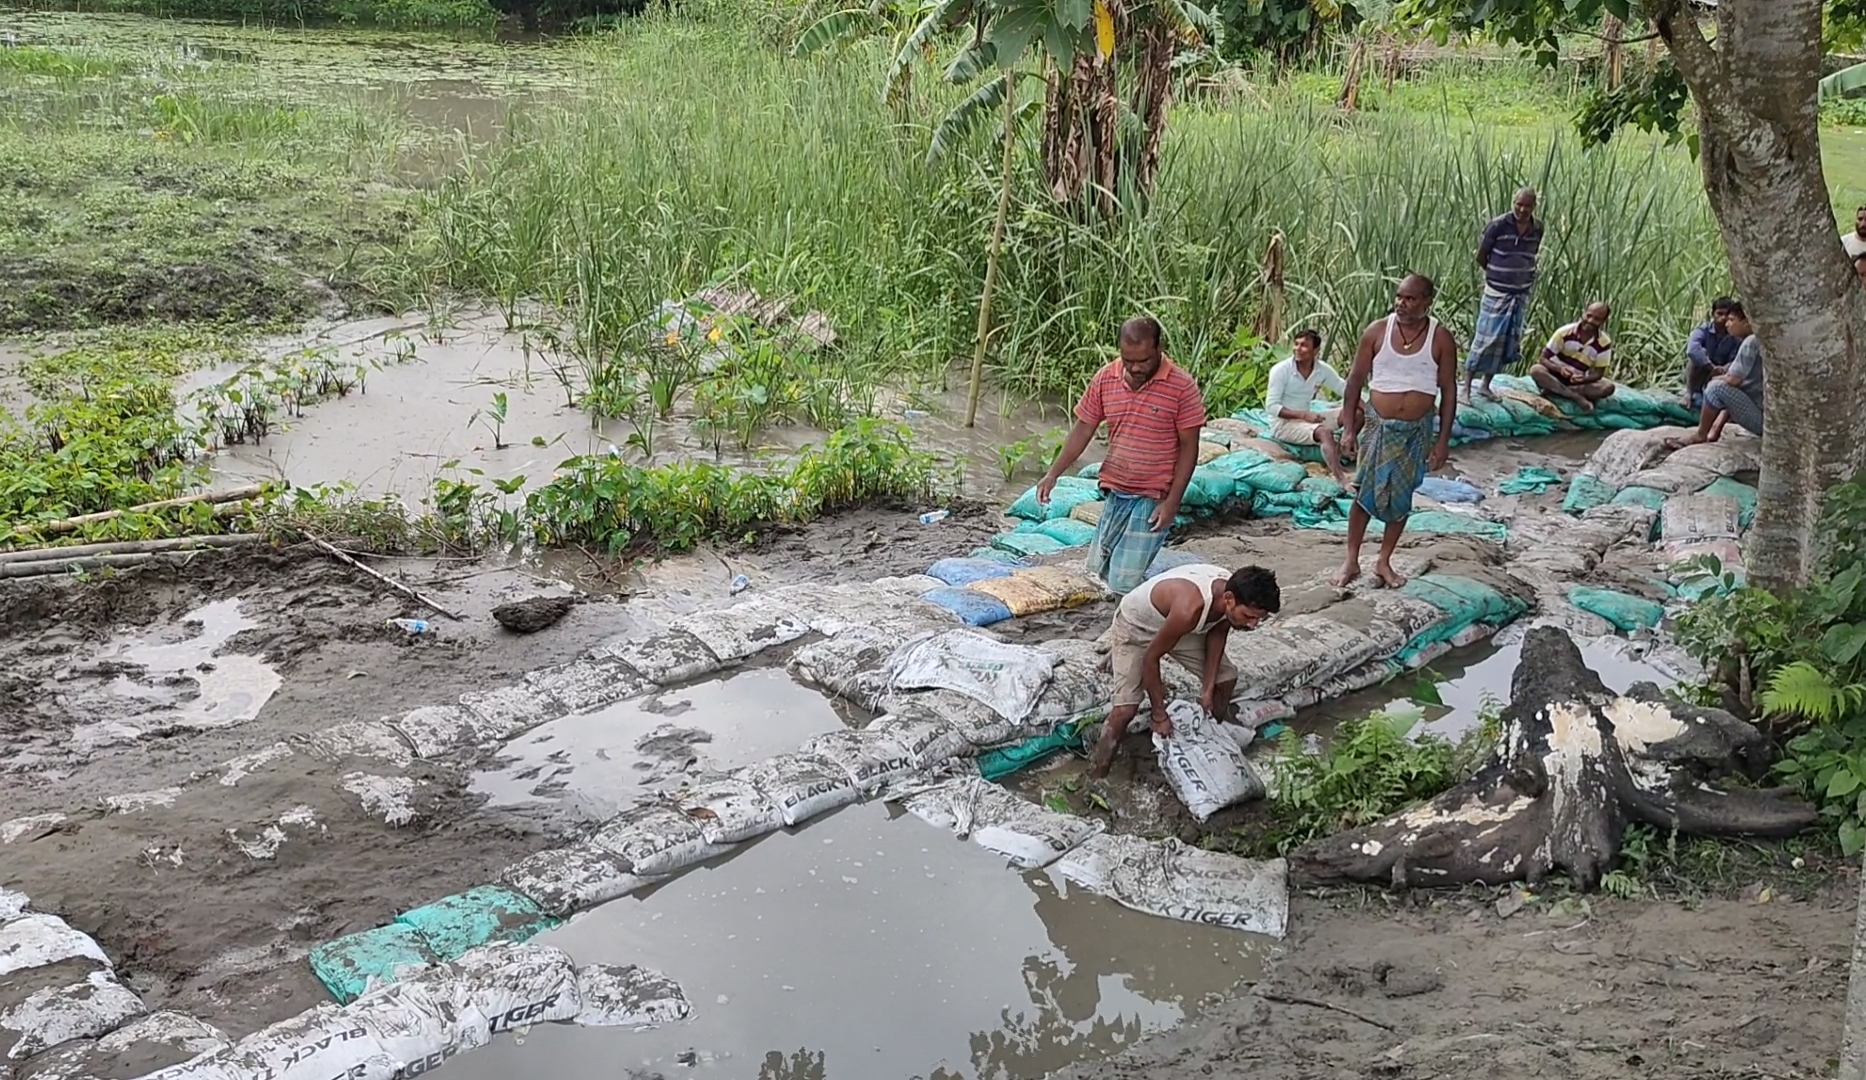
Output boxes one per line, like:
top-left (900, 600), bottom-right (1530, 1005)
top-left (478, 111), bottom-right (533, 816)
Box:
top-left (1225, 565), bottom-right (1281, 614)
top-left (1853, 253), bottom-right (1866, 267)
top-left (1711, 296), bottom-right (1737, 315)
top-left (1293, 328), bottom-right (1322, 349)
top-left (1120, 316), bottom-right (1164, 350)
top-left (1725, 300), bottom-right (1747, 320)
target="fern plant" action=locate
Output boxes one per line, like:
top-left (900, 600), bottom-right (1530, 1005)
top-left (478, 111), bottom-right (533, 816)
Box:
top-left (1761, 661), bottom-right (1866, 731)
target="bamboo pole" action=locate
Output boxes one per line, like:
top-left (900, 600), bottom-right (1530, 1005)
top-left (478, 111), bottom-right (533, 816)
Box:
top-left (0, 534), bottom-right (262, 565)
top-left (0, 551), bottom-right (223, 579)
top-left (308, 537), bottom-right (463, 621)
top-left (18, 485), bottom-right (265, 538)
top-left (965, 69), bottom-right (1020, 430)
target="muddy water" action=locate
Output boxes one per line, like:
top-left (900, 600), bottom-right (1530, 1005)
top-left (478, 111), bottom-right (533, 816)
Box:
top-left (452, 803), bottom-right (1270, 1080)
top-left (67, 598), bottom-right (283, 752)
top-left (472, 668), bottom-right (862, 825)
top-left (189, 312), bottom-right (1062, 506)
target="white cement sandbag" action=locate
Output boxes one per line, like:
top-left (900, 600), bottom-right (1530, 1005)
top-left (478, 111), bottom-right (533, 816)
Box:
top-left (16, 1011), bottom-right (228, 1080)
top-left (523, 657), bottom-right (648, 715)
top-left (800, 730), bottom-right (917, 792)
top-left (1624, 454), bottom-right (1718, 495)
top-left (1224, 614), bottom-right (1387, 704)
top-left (571, 964), bottom-right (692, 1029)
top-left (1449, 621), bottom-right (1496, 648)
top-left (1056, 833), bottom-right (1290, 938)
top-left (0, 916), bottom-right (109, 978)
top-left (777, 583), bottom-right (958, 638)
top-left (178, 1005), bottom-right (387, 1080)
top-left (870, 574), bottom-right (944, 596)
top-left (1153, 701), bottom-right (1266, 822)
top-left (456, 685), bottom-right (564, 743)
top-left (741, 753), bottom-right (861, 827)
top-left (674, 775), bottom-right (785, 844)
top-left (881, 689), bottom-right (1019, 747)
top-left (597, 629), bottom-right (723, 687)
top-left (1578, 426), bottom-right (1677, 488)
top-left (864, 713), bottom-right (972, 768)
top-left (786, 628), bottom-right (897, 709)
top-left (1525, 591), bottom-right (1616, 640)
top-left (882, 629), bottom-right (1059, 725)
top-left (1232, 700), bottom-right (1295, 728)
top-left (1, 969), bottom-right (146, 1065)
top-left (0, 890), bottom-right (26, 922)
top-left (499, 843), bottom-right (658, 916)
top-left (590, 804), bottom-right (734, 876)
top-left (1359, 592), bottom-right (1451, 642)
top-left (668, 600), bottom-right (810, 663)
top-left (1660, 492), bottom-right (1742, 546)
top-left (347, 979), bottom-right (484, 1078)
top-left (298, 720), bottom-right (413, 767)
top-left (903, 777), bottom-right (1103, 869)
top-left (433, 942), bottom-right (581, 1038)
top-left (1028, 639), bottom-right (1111, 724)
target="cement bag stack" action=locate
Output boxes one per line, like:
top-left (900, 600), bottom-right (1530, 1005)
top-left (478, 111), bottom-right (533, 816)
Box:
top-left (0, 904), bottom-right (149, 1071)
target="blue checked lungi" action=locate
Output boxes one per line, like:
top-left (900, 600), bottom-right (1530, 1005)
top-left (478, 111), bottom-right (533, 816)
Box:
top-left (1704, 383), bottom-right (1765, 436)
top-left (1354, 414), bottom-right (1434, 524)
top-left (1467, 287), bottom-right (1530, 376)
top-left (1087, 490), bottom-right (1168, 596)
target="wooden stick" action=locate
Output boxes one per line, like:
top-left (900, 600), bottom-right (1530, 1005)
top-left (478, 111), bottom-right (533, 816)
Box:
top-left (0, 534), bottom-right (262, 565)
top-left (308, 537), bottom-right (463, 621)
top-left (1257, 990), bottom-right (1400, 1032)
top-left (0, 550), bottom-right (219, 579)
top-left (19, 485), bottom-right (267, 538)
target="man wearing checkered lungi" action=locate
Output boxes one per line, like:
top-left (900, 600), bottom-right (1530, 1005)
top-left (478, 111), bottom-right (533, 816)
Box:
top-left (1462, 187), bottom-right (1543, 404)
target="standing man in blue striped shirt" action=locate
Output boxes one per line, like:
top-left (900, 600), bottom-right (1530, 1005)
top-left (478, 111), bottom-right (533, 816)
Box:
top-left (1461, 187), bottom-right (1543, 403)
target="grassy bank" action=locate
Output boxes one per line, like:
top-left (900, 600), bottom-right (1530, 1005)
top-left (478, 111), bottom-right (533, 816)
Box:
top-left (5, 0), bottom-right (502, 30)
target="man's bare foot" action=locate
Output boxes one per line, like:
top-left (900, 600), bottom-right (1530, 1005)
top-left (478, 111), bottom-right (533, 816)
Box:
top-left (1330, 562), bottom-right (1361, 588)
top-left (1372, 562), bottom-right (1408, 589)
top-left (1088, 730), bottom-right (1119, 777)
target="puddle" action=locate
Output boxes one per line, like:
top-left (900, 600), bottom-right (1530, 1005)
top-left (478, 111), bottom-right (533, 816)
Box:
top-left (1300, 631), bottom-right (1679, 744)
top-left (471, 669), bottom-right (862, 825)
top-left (68, 598), bottom-right (282, 751)
top-left (449, 801), bottom-right (1270, 1080)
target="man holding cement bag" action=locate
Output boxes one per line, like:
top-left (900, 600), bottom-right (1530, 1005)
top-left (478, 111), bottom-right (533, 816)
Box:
top-left (1037, 316), bottom-right (1207, 595)
top-left (1088, 563), bottom-right (1281, 777)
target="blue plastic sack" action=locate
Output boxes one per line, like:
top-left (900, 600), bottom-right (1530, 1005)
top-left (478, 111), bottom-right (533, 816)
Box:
top-left (1562, 475), bottom-right (1615, 515)
top-left (969, 547), bottom-right (1027, 565)
top-left (927, 557), bottom-right (1017, 587)
top-left (1569, 586), bottom-right (1665, 632)
top-left (1418, 476), bottom-right (1483, 504)
top-left (308, 923), bottom-right (438, 1004)
top-left (922, 586), bottom-right (1014, 627)
top-left (1144, 548), bottom-right (1207, 579)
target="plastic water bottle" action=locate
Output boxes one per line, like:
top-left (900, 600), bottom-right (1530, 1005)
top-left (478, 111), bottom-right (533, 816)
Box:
top-left (387, 618), bottom-right (430, 635)
top-left (1301, 733), bottom-right (1324, 757)
top-left (918, 510), bottom-right (950, 525)
top-left (729, 574), bottom-right (750, 595)
top-left (903, 409), bottom-right (930, 420)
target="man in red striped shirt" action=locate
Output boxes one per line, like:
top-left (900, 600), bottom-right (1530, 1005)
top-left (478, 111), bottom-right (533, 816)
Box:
top-left (1037, 317), bottom-right (1207, 594)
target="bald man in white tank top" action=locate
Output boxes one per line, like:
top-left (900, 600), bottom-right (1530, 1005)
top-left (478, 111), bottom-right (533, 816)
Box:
top-left (1332, 273), bottom-right (1460, 590)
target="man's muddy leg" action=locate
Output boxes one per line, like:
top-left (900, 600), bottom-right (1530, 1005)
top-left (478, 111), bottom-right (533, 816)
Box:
top-left (1212, 678), bottom-right (1237, 724)
top-left (1318, 425), bottom-right (1351, 487)
top-left (1090, 703), bottom-right (1139, 778)
top-left (1371, 517), bottom-right (1408, 588)
top-left (1332, 502), bottom-right (1370, 587)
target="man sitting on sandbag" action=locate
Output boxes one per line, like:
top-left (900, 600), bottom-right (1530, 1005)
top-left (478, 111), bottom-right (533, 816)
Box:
top-left (1669, 303), bottom-right (1764, 448)
top-left (1264, 327), bottom-right (1353, 488)
top-left (1683, 296), bottom-right (1743, 409)
top-left (1089, 563), bottom-right (1281, 778)
top-left (1529, 301), bottom-right (1617, 412)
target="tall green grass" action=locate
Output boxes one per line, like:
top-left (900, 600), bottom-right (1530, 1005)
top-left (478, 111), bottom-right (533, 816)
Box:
top-left (391, 19), bottom-right (1722, 401)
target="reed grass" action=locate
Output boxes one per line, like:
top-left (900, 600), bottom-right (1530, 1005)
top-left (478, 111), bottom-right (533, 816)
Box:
top-left (392, 18), bottom-right (1724, 401)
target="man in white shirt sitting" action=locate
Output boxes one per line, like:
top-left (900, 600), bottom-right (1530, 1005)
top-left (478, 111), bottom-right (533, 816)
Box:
top-left (1265, 328), bottom-right (1352, 487)
top-left (1845, 207), bottom-right (1866, 260)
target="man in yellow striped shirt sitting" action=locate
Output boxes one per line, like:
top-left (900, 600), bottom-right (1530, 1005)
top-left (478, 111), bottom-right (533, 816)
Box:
top-left (1530, 301), bottom-right (1617, 413)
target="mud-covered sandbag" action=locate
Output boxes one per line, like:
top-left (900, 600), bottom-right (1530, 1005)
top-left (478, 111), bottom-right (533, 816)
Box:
top-left (0, 916), bottom-right (109, 978)
top-left (786, 628), bottom-right (896, 709)
top-left (882, 629), bottom-right (1058, 725)
top-left (439, 941), bottom-right (582, 1036)
top-left (598, 629), bottom-right (722, 686)
top-left (967, 546), bottom-right (1027, 566)
top-left (1612, 484), bottom-right (1668, 513)
top-left (1153, 702), bottom-right (1266, 821)
top-left (1028, 638), bottom-right (1111, 724)
top-left (1056, 833), bottom-right (1289, 938)
top-left (1568, 587), bottom-right (1664, 632)
top-left (673, 774), bottom-right (784, 844)
top-left (1700, 476), bottom-right (1758, 530)
top-left (572, 964), bottom-right (691, 1030)
top-left (591, 804), bottom-right (733, 876)
top-left (0, 891), bottom-right (27, 922)
top-left (522, 656), bottom-right (649, 715)
top-left (742, 753), bottom-right (861, 827)
top-left (1660, 492), bottom-right (1742, 549)
top-left (920, 586), bottom-right (1014, 628)
top-left (871, 574), bottom-right (944, 596)
top-left (0, 966), bottom-right (146, 1066)
top-left (346, 979), bottom-right (486, 1078)
top-left (499, 844), bottom-right (655, 917)
top-left (903, 776), bottom-right (1103, 869)
top-left (882, 688), bottom-right (1019, 747)
top-left (767, 583), bottom-right (957, 640)
top-left (15, 1011), bottom-right (227, 1080)
top-left (667, 601), bottom-right (810, 663)
top-left (309, 923), bottom-right (441, 1004)
top-left (926, 557), bottom-right (1016, 587)
top-left (153, 1005), bottom-right (389, 1080)
top-left (1359, 591), bottom-right (1450, 643)
top-left (1561, 474), bottom-right (1614, 515)
top-left (395, 887), bottom-right (558, 961)
top-left (865, 712), bottom-right (971, 768)
top-left (989, 530), bottom-right (1070, 559)
top-left (1578, 426), bottom-right (1676, 489)
top-left (1233, 700), bottom-right (1296, 728)
top-left (1223, 612), bottom-right (1395, 703)
top-left (800, 730), bottom-right (917, 792)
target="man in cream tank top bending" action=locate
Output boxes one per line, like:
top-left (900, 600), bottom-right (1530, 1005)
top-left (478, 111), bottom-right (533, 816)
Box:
top-left (1089, 563), bottom-right (1281, 777)
top-left (1332, 273), bottom-right (1460, 590)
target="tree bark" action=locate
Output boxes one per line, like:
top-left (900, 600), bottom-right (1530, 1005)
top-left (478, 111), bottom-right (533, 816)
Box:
top-left (1653, 0), bottom-right (1866, 588)
top-left (1287, 627), bottom-right (1816, 891)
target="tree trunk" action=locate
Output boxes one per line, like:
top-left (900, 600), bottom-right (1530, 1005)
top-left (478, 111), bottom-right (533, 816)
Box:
top-left (965, 70), bottom-right (1020, 429)
top-left (1288, 627), bottom-right (1815, 891)
top-left (1339, 38), bottom-right (1366, 111)
top-left (1603, 15), bottom-right (1624, 89)
top-left (1131, 16), bottom-right (1175, 208)
top-left (1383, 32), bottom-right (1401, 95)
top-left (1654, 0), bottom-right (1866, 588)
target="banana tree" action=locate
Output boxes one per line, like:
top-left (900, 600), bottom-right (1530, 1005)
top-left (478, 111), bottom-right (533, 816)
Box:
top-left (791, 0), bottom-right (972, 112)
